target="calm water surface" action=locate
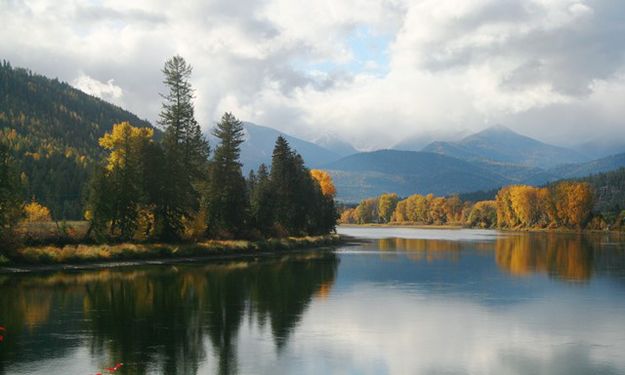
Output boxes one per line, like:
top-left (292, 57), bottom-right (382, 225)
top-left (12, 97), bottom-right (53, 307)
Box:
top-left (2, 227), bottom-right (625, 374)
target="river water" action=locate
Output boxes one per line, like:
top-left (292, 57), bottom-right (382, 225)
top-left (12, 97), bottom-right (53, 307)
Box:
top-left (1, 227), bottom-right (625, 374)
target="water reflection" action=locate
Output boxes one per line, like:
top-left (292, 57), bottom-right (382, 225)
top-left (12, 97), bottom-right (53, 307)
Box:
top-left (359, 232), bottom-right (625, 282)
top-left (0, 252), bottom-right (338, 374)
top-left (3, 230), bottom-right (625, 374)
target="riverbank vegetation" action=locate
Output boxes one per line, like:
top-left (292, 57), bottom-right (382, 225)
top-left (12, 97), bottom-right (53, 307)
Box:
top-left (8, 235), bottom-right (340, 265)
top-left (0, 56), bottom-right (338, 262)
top-left (340, 180), bottom-right (622, 231)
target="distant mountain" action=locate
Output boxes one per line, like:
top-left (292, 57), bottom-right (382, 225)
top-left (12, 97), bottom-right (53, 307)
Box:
top-left (324, 150), bottom-right (522, 202)
top-left (394, 130), bottom-right (471, 152)
top-left (312, 132), bottom-right (358, 157)
top-left (208, 122), bottom-right (343, 173)
top-left (0, 61), bottom-right (156, 219)
top-left (422, 125), bottom-right (588, 169)
top-left (549, 152), bottom-right (625, 179)
top-left (572, 140), bottom-right (625, 160)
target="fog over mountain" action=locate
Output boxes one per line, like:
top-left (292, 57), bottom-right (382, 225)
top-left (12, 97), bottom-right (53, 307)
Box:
top-left (2, 1), bottom-right (625, 150)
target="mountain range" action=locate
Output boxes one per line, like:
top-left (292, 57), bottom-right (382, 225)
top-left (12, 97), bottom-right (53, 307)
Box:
top-left (3, 61), bottom-right (625, 212)
top-left (324, 130), bottom-right (625, 202)
top-left (420, 125), bottom-right (588, 168)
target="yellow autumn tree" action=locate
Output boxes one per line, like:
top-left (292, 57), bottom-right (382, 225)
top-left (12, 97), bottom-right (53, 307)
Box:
top-left (310, 169), bottom-right (336, 197)
top-left (391, 199), bottom-right (408, 223)
top-left (99, 121), bottom-right (154, 171)
top-left (339, 208), bottom-right (358, 224)
top-left (95, 122), bottom-right (155, 239)
top-left (377, 193), bottom-right (399, 223)
top-left (553, 181), bottom-right (594, 228)
top-left (467, 200), bottom-right (497, 228)
top-left (23, 200), bottom-right (52, 222)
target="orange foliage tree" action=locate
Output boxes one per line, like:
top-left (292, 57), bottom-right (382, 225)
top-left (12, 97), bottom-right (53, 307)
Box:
top-left (310, 169), bottom-right (336, 197)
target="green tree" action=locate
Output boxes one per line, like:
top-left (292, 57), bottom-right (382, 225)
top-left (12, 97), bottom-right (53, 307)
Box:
top-left (249, 164), bottom-right (274, 236)
top-left (157, 55), bottom-right (209, 241)
top-left (269, 136), bottom-right (321, 235)
top-left (84, 165), bottom-right (114, 241)
top-left (205, 113), bottom-right (249, 238)
top-left (0, 143), bottom-right (22, 252)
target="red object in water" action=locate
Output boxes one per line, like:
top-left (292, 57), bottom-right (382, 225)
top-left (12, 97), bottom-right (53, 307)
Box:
top-left (0, 335), bottom-right (4, 342)
top-left (0, 326), bottom-right (5, 331)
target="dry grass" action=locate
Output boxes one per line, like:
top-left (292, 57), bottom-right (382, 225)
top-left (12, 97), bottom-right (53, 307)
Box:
top-left (10, 235), bottom-right (341, 265)
top-left (16, 221), bottom-right (90, 244)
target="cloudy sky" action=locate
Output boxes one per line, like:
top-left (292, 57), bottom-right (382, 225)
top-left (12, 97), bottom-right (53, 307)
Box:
top-left (1, 0), bottom-right (624, 150)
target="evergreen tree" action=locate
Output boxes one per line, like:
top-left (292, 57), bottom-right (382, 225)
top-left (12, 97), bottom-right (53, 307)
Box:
top-left (267, 137), bottom-right (338, 236)
top-left (205, 113), bottom-right (249, 238)
top-left (0, 143), bottom-right (22, 252)
top-left (157, 55), bottom-right (209, 240)
top-left (84, 165), bottom-right (114, 241)
top-left (269, 137), bottom-right (317, 235)
top-left (249, 163), bottom-right (274, 236)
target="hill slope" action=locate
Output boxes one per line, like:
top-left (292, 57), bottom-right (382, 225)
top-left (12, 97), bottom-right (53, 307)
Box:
top-left (0, 61), bottom-right (156, 219)
top-left (549, 152), bottom-right (625, 179)
top-left (422, 125), bottom-right (587, 168)
top-left (324, 150), bottom-right (521, 202)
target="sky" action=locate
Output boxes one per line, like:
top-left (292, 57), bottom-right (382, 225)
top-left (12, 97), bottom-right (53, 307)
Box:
top-left (1, 0), bottom-right (624, 150)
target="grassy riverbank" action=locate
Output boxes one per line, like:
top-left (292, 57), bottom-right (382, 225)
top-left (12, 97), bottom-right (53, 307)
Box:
top-left (1, 234), bottom-right (342, 266)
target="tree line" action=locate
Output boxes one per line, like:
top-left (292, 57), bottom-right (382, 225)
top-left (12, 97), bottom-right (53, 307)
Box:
top-left (0, 56), bottom-right (337, 251)
top-left (340, 180), bottom-right (611, 230)
top-left (86, 56), bottom-right (337, 242)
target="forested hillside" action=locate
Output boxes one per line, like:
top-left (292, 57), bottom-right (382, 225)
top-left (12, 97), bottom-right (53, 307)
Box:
top-left (580, 168), bottom-right (625, 214)
top-left (0, 61), bottom-right (155, 219)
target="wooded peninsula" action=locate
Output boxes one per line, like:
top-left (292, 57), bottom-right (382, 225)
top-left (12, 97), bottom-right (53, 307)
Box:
top-left (0, 56), bottom-right (338, 264)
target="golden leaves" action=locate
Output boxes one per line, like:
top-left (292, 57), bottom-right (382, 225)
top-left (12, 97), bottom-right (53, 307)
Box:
top-left (23, 200), bottom-right (52, 222)
top-left (310, 169), bottom-right (336, 197)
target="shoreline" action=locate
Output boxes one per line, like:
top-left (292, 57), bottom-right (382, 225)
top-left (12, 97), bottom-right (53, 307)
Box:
top-left (339, 223), bottom-right (625, 235)
top-left (1, 234), bottom-right (349, 273)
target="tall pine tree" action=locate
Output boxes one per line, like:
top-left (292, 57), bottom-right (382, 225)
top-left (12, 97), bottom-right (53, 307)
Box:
top-left (157, 56), bottom-right (209, 241)
top-left (268, 136), bottom-right (337, 236)
top-left (205, 113), bottom-right (249, 238)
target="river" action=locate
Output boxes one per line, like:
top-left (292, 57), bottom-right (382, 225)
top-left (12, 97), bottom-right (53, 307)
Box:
top-left (1, 227), bottom-right (625, 374)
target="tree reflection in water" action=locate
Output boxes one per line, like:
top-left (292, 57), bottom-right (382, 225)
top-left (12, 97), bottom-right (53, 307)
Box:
top-left (0, 251), bottom-right (339, 375)
top-left (370, 233), bottom-right (625, 282)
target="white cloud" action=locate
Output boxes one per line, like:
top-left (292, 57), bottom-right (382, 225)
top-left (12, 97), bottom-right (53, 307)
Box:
top-left (1, 0), bottom-right (624, 149)
top-left (72, 73), bottom-right (124, 104)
